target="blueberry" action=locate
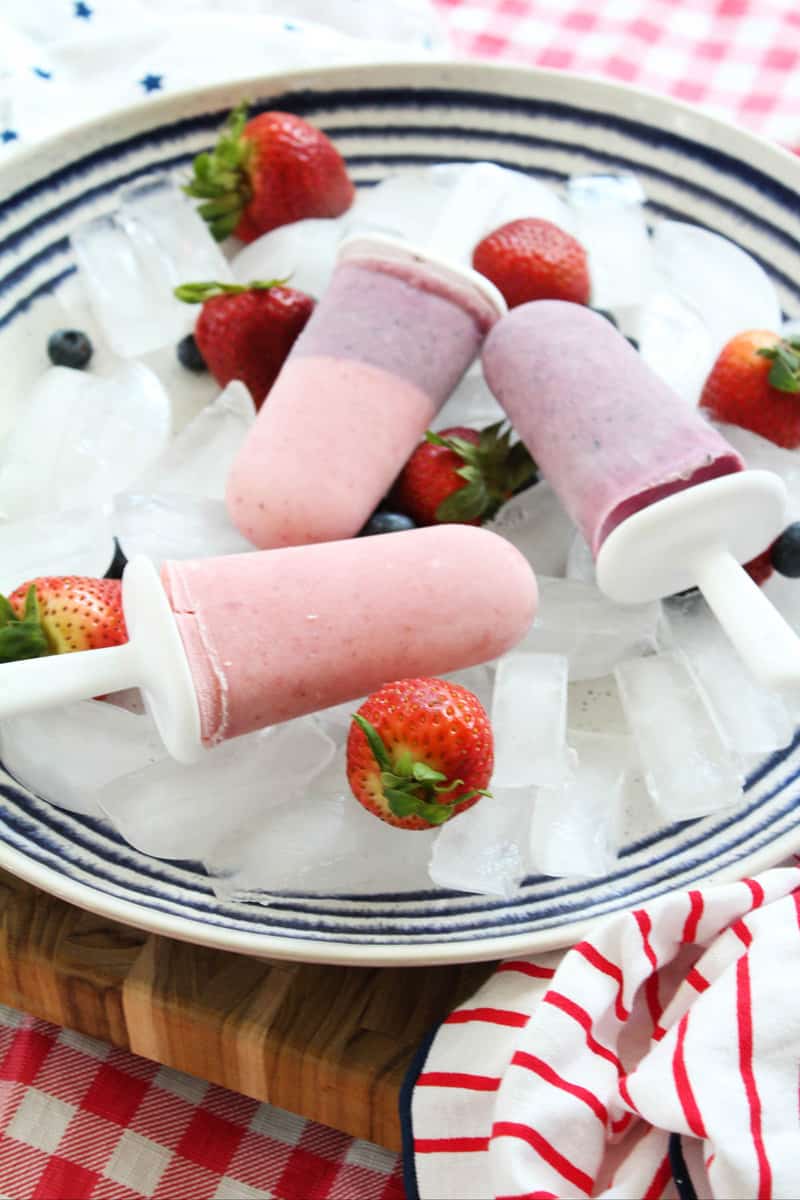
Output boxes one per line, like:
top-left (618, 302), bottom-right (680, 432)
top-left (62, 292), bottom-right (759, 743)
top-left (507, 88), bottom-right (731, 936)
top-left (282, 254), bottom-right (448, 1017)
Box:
top-left (359, 511), bottom-right (416, 536)
top-left (104, 538), bottom-right (128, 580)
top-left (47, 328), bottom-right (93, 369)
top-left (592, 308), bottom-right (618, 329)
top-left (770, 522), bottom-right (800, 577)
top-left (177, 333), bottom-right (208, 373)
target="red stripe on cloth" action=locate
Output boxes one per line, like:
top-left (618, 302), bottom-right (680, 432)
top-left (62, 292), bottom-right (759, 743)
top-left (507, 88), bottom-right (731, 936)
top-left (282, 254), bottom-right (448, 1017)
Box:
top-left (618, 1074), bottom-right (637, 1112)
top-left (496, 962), bottom-right (556, 980)
top-left (574, 943), bottom-right (629, 1021)
top-left (683, 891), bottom-right (704, 943)
top-left (444, 1007), bottom-right (528, 1028)
top-left (743, 878), bottom-right (766, 909)
top-left (416, 1072), bottom-right (500, 1092)
top-left (542, 992), bottom-right (624, 1073)
top-left (643, 1153), bottom-right (672, 1200)
top-left (634, 910), bottom-right (665, 1038)
top-left (736, 954), bottom-right (772, 1199)
top-left (496, 1193), bottom-right (559, 1199)
top-left (792, 889), bottom-right (800, 929)
top-left (732, 919), bottom-right (753, 947)
top-left (673, 1013), bottom-right (707, 1138)
top-left (414, 1136), bottom-right (490, 1154)
top-left (686, 966), bottom-right (710, 993)
top-left (511, 1051), bottom-right (607, 1124)
top-left (610, 1110), bottom-right (635, 1135)
top-left (492, 1122), bottom-right (594, 1196)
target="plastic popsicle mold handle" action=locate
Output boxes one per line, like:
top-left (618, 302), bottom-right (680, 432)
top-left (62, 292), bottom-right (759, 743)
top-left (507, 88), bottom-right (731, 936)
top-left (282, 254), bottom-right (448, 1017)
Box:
top-left (596, 469), bottom-right (800, 689)
top-left (0, 556), bottom-right (202, 762)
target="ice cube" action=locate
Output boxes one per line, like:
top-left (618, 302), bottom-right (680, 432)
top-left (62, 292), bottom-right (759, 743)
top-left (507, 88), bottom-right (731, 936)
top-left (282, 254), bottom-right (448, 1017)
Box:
top-left (131, 381), bottom-right (255, 501)
top-left (638, 290), bottom-right (717, 405)
top-left (520, 576), bottom-right (661, 681)
top-left (566, 173), bottom-right (653, 309)
top-left (97, 718), bottom-right (335, 863)
top-left (0, 364), bottom-right (170, 520)
top-left (112, 492), bottom-right (254, 567)
top-left (565, 532), bottom-right (595, 582)
top-left (428, 785), bottom-right (535, 897)
top-left (783, 317), bottom-right (800, 339)
top-left (431, 363), bottom-right (506, 431)
top-left (664, 592), bottom-right (794, 758)
top-left (614, 651), bottom-right (744, 820)
top-left (72, 175), bottom-right (232, 358)
top-left (713, 422), bottom-right (800, 518)
top-left (231, 217), bottom-right (347, 301)
top-left (491, 652), bottom-right (575, 788)
top-left (486, 481), bottom-right (575, 577)
top-left (0, 506), bottom-right (116, 593)
top-left (529, 731), bottom-right (631, 878)
top-left (0, 700), bottom-right (165, 819)
top-left (649, 220), bottom-right (782, 358)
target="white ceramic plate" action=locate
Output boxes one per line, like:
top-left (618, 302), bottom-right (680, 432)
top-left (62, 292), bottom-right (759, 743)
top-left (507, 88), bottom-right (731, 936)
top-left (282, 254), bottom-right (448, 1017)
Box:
top-left (1, 60), bottom-right (800, 966)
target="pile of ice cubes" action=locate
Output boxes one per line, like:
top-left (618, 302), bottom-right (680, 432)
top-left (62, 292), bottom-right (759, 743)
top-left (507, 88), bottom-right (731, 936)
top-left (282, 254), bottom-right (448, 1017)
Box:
top-left (0, 161), bottom-right (798, 901)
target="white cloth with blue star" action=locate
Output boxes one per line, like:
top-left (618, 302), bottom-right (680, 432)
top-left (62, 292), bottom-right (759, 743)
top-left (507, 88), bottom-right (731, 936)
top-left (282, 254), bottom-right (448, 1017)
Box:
top-left (0, 0), bottom-right (448, 151)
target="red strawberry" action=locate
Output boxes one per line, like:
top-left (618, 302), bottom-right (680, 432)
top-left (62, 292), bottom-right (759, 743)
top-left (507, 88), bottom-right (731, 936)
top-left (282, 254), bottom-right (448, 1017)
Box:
top-left (346, 678), bottom-right (493, 830)
top-left (0, 577), bottom-right (127, 663)
top-left (743, 546), bottom-right (774, 588)
top-left (175, 279), bottom-right (314, 408)
top-left (390, 422), bottom-right (537, 526)
top-left (700, 330), bottom-right (800, 449)
top-left (184, 104), bottom-right (355, 243)
top-left (472, 218), bottom-right (591, 309)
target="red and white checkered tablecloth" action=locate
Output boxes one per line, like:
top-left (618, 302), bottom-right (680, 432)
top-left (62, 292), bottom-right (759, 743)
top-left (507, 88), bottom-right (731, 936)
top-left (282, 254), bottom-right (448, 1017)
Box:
top-left (1, 3), bottom-right (798, 1198)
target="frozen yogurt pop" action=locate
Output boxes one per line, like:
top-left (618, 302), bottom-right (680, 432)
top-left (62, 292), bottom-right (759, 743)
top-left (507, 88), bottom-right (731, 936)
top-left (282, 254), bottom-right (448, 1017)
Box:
top-left (482, 301), bottom-right (800, 687)
top-left (0, 525), bottom-right (537, 761)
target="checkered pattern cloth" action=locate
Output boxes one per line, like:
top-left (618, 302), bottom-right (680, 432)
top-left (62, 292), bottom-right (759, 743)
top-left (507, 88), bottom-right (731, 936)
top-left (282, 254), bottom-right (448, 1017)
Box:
top-left (0, 1003), bottom-right (405, 1200)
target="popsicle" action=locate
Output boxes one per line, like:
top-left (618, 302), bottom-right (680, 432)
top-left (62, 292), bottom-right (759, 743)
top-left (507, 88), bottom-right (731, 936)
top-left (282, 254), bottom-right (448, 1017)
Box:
top-left (482, 301), bottom-right (800, 687)
top-left (0, 525), bottom-right (537, 761)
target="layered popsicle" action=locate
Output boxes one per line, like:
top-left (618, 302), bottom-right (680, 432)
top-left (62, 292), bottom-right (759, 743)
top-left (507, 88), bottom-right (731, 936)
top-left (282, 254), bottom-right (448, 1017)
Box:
top-left (0, 525), bottom-right (538, 759)
top-left (226, 236), bottom-right (504, 549)
top-left (482, 301), bottom-right (744, 556)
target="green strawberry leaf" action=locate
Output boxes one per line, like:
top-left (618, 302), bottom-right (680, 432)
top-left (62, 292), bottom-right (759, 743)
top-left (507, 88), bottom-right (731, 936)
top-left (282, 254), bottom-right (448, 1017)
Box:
top-left (414, 799), bottom-right (458, 826)
top-left (0, 594), bottom-right (17, 629)
top-left (756, 341), bottom-right (800, 394)
top-left (435, 478), bottom-right (490, 522)
top-left (351, 713), bottom-right (394, 773)
top-left (412, 762), bottom-right (448, 784)
top-left (385, 789), bottom-right (421, 818)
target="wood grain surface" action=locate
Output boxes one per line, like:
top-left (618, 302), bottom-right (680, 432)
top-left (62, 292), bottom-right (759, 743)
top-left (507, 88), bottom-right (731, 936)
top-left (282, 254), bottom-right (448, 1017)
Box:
top-left (0, 868), bottom-right (496, 1150)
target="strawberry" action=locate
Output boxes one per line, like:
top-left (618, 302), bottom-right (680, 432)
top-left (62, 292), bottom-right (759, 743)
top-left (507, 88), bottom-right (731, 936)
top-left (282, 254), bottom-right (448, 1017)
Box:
top-left (744, 547), bottom-right (774, 588)
top-left (390, 422), bottom-right (537, 526)
top-left (175, 279), bottom-right (314, 408)
top-left (700, 330), bottom-right (800, 449)
top-left (0, 577), bottom-right (127, 663)
top-left (346, 678), bottom-right (493, 830)
top-left (472, 218), bottom-right (591, 309)
top-left (184, 103), bottom-right (355, 243)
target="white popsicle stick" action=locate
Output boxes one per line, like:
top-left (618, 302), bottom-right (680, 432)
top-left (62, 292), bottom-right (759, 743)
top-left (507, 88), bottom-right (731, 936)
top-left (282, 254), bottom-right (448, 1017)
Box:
top-left (596, 469), bottom-right (800, 689)
top-left (0, 556), bottom-right (202, 762)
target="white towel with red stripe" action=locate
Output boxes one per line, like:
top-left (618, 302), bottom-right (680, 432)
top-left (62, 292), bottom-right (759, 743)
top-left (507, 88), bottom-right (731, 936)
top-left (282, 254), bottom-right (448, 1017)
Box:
top-left (408, 866), bottom-right (800, 1200)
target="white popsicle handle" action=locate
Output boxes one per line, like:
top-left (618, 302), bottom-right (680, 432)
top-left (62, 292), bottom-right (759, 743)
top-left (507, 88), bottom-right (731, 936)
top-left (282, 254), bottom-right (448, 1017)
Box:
top-left (0, 557), bottom-right (202, 762)
top-left (693, 546), bottom-right (800, 689)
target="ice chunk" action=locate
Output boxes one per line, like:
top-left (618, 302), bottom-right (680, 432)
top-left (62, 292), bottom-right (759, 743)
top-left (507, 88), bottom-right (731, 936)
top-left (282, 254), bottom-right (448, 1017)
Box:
top-left (565, 532), bottom-right (595, 582)
top-left (97, 718), bottom-right (335, 862)
top-left (131, 382), bottom-right (255, 501)
top-left (529, 732), bottom-right (631, 878)
top-left (664, 592), bottom-right (794, 758)
top-left (615, 651), bottom-right (744, 820)
top-left (231, 217), bottom-right (346, 301)
top-left (491, 653), bottom-right (575, 788)
top-left (713, 422), bottom-right (800, 518)
top-left (428, 785), bottom-right (535, 897)
top-left (0, 506), bottom-right (116, 593)
top-left (783, 317), bottom-right (800, 339)
top-left (650, 220), bottom-right (782, 358)
top-left (0, 364), bottom-right (170, 520)
top-left (638, 290), bottom-right (716, 405)
top-left (432, 362), bottom-right (506, 431)
top-left (72, 175), bottom-right (232, 357)
top-left (112, 492), bottom-right (254, 568)
top-left (566, 173), bottom-right (653, 309)
top-left (520, 576), bottom-right (661, 681)
top-left (486, 481), bottom-right (575, 577)
top-left (0, 700), bottom-right (165, 819)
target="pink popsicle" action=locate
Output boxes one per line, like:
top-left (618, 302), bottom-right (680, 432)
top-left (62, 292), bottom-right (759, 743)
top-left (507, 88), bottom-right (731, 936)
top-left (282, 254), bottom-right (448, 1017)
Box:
top-left (482, 301), bottom-right (744, 555)
top-left (161, 525), bottom-right (537, 746)
top-left (226, 241), bottom-right (501, 550)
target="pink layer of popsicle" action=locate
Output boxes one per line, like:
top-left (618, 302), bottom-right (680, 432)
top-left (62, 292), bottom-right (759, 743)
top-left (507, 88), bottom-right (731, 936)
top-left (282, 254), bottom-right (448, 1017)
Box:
top-left (482, 301), bottom-right (744, 555)
top-left (161, 525), bottom-right (538, 746)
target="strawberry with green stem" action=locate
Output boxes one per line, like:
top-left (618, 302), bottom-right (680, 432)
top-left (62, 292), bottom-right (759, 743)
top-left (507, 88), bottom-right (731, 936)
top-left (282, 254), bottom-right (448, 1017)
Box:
top-left (700, 330), bottom-right (800, 449)
top-left (0, 577), bottom-right (127, 663)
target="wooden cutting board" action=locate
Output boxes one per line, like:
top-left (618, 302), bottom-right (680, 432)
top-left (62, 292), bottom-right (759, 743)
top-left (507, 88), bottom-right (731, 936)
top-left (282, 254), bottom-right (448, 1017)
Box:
top-left (0, 867), bottom-right (496, 1151)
